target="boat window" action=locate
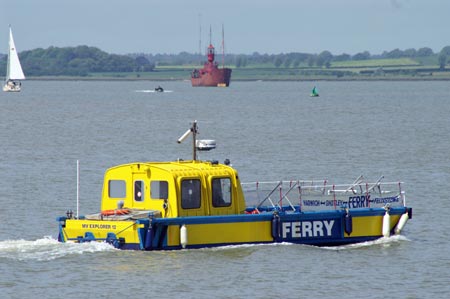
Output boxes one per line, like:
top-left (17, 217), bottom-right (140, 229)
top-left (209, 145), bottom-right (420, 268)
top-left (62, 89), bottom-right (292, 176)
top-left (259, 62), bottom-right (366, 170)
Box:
top-left (109, 180), bottom-right (126, 198)
top-left (134, 180), bottom-right (144, 202)
top-left (212, 178), bottom-right (232, 207)
top-left (181, 179), bottom-right (201, 209)
top-left (150, 180), bottom-right (168, 200)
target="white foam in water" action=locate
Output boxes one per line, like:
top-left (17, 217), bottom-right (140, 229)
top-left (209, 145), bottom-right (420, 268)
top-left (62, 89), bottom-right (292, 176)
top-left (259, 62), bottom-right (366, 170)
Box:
top-left (199, 236), bottom-right (411, 252)
top-left (135, 90), bottom-right (173, 93)
top-left (0, 235), bottom-right (411, 258)
top-left (203, 236), bottom-right (410, 252)
top-left (197, 242), bottom-right (295, 252)
top-left (322, 235), bottom-right (411, 251)
top-left (0, 236), bottom-right (116, 261)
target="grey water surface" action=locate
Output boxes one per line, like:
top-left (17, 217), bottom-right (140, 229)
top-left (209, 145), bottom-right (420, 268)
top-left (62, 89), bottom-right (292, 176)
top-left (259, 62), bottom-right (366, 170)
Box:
top-left (0, 80), bottom-right (448, 298)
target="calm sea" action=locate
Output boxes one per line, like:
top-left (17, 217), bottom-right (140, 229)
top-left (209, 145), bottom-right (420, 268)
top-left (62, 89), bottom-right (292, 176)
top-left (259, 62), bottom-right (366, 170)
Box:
top-left (0, 80), bottom-right (449, 298)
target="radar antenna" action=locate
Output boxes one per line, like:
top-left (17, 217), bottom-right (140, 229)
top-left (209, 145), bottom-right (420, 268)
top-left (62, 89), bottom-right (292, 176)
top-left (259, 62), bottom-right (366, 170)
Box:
top-left (177, 120), bottom-right (215, 160)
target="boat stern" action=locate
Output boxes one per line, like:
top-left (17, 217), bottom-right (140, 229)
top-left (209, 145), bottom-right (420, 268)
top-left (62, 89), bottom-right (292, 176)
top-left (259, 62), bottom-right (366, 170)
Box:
top-left (57, 216), bottom-right (147, 250)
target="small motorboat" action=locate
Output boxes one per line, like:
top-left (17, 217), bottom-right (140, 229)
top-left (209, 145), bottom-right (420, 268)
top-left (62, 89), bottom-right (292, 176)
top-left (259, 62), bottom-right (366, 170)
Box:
top-left (155, 86), bottom-right (164, 92)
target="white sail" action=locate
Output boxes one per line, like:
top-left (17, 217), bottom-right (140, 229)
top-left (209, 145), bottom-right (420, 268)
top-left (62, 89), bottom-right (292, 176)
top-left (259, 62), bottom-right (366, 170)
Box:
top-left (6, 26), bottom-right (25, 80)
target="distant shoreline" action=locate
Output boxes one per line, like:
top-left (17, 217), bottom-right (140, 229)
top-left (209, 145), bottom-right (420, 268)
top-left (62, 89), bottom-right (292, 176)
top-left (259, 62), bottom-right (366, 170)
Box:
top-left (25, 76), bottom-right (450, 81)
top-left (22, 65), bottom-right (450, 81)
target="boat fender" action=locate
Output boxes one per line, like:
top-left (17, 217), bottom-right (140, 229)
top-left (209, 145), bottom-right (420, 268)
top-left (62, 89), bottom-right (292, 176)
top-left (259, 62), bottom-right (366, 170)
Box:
top-left (145, 225), bottom-right (154, 250)
top-left (271, 212), bottom-right (281, 240)
top-left (84, 232), bottom-right (95, 242)
top-left (382, 205), bottom-right (391, 238)
top-left (106, 232), bottom-right (119, 248)
top-left (180, 224), bottom-right (188, 249)
top-left (77, 232), bottom-right (95, 243)
top-left (344, 209), bottom-right (353, 235)
top-left (394, 212), bottom-right (409, 235)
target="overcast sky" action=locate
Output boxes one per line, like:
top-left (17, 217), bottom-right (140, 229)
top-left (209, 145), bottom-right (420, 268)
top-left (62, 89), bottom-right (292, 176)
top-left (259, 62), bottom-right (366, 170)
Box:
top-left (1, 0), bottom-right (448, 56)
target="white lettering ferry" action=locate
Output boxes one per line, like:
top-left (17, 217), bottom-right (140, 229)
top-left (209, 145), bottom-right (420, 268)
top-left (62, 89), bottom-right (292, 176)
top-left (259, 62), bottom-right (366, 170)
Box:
top-left (56, 121), bottom-right (412, 250)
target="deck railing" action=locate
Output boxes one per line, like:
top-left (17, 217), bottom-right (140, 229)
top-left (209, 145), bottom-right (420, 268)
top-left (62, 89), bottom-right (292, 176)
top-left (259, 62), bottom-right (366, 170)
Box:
top-left (241, 176), bottom-right (405, 212)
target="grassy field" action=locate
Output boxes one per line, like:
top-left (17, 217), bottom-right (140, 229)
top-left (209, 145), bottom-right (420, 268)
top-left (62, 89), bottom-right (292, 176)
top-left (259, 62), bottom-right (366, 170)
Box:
top-left (158, 57), bottom-right (433, 69)
top-left (155, 56), bottom-right (450, 80)
top-left (330, 58), bottom-right (421, 68)
top-left (79, 68), bottom-right (450, 81)
top-left (31, 57), bottom-right (449, 81)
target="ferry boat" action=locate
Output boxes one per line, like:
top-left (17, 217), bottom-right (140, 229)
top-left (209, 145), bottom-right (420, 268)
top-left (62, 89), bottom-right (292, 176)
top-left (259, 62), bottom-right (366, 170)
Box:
top-left (56, 121), bottom-right (412, 250)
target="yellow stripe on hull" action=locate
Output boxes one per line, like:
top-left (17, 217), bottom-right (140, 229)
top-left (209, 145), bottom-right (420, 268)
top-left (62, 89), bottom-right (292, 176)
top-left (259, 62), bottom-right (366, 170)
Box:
top-left (58, 211), bottom-right (407, 249)
top-left (344, 214), bottom-right (401, 238)
top-left (167, 221), bottom-right (273, 247)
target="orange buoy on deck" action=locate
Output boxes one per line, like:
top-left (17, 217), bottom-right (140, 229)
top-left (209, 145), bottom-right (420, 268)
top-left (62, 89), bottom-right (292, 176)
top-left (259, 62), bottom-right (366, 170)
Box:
top-left (101, 209), bottom-right (130, 216)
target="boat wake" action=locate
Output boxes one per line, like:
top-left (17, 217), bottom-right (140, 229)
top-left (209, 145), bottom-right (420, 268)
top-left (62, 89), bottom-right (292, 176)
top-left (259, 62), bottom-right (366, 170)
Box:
top-left (197, 236), bottom-right (410, 252)
top-left (322, 235), bottom-right (411, 251)
top-left (0, 236), bottom-right (116, 261)
top-left (135, 90), bottom-right (173, 93)
top-left (0, 235), bottom-right (409, 259)
top-left (196, 242), bottom-right (297, 252)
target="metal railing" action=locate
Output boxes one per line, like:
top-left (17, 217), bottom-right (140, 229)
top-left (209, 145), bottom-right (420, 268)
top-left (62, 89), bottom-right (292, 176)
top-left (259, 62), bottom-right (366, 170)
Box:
top-left (241, 176), bottom-right (405, 212)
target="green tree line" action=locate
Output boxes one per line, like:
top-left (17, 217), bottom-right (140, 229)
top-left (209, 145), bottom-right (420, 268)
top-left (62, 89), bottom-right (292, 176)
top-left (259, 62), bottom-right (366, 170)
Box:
top-left (1, 45), bottom-right (449, 77)
top-left (144, 46), bottom-right (448, 68)
top-left (140, 46), bottom-right (450, 69)
top-left (0, 45), bottom-right (154, 76)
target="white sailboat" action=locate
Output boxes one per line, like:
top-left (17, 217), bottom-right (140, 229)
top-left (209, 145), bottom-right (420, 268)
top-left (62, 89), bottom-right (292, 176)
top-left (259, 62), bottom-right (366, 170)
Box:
top-left (3, 26), bottom-right (25, 92)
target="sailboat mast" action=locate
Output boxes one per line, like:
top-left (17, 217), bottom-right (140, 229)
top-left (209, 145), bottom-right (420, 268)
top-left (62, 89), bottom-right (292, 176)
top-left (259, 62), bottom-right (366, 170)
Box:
top-left (6, 26), bottom-right (12, 80)
top-left (6, 25), bottom-right (25, 81)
